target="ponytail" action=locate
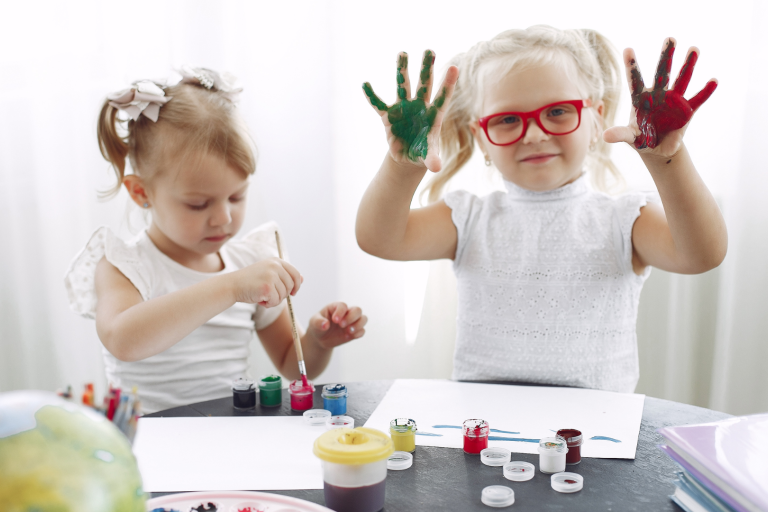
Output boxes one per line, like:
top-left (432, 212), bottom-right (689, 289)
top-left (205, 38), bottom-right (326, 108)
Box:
top-left (96, 101), bottom-right (130, 199)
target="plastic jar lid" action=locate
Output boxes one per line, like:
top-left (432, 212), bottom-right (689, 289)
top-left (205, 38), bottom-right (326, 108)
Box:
top-left (463, 419), bottom-right (489, 438)
top-left (481, 485), bottom-right (515, 508)
top-left (481, 447), bottom-right (512, 466)
top-left (326, 415), bottom-right (354, 430)
top-left (538, 437), bottom-right (568, 454)
top-left (387, 451), bottom-right (413, 470)
top-left (551, 472), bottom-right (583, 493)
top-left (258, 374), bottom-right (282, 389)
top-left (321, 384), bottom-right (348, 398)
top-left (503, 461), bottom-right (535, 481)
top-left (556, 429), bottom-right (583, 446)
top-left (232, 378), bottom-right (254, 391)
top-left (390, 418), bottom-right (417, 434)
top-left (303, 409), bottom-right (331, 426)
top-left (313, 427), bottom-right (394, 465)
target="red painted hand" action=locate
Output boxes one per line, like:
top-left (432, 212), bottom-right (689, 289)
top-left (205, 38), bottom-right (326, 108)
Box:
top-left (605, 38), bottom-right (718, 154)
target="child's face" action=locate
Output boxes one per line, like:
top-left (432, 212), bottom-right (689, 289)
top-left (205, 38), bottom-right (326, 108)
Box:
top-left (471, 61), bottom-right (600, 192)
top-left (148, 153), bottom-right (249, 256)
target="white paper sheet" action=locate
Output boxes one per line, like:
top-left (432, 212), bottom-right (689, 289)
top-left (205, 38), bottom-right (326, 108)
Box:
top-left (363, 379), bottom-right (645, 459)
top-left (132, 416), bottom-right (325, 492)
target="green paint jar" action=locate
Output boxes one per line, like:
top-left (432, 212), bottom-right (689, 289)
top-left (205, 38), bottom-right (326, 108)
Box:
top-left (259, 375), bottom-right (282, 407)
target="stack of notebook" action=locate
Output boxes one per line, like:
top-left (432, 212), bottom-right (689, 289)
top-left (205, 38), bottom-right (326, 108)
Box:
top-left (658, 413), bottom-right (768, 512)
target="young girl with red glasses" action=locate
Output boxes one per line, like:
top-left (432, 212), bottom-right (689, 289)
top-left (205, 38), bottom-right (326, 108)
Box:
top-left (356, 26), bottom-right (726, 392)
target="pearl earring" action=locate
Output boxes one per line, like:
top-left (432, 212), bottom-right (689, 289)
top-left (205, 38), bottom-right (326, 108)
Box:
top-left (484, 155), bottom-right (492, 167)
top-left (143, 203), bottom-right (149, 208)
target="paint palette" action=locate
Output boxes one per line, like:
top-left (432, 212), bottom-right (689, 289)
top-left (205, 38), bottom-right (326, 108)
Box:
top-left (146, 491), bottom-right (333, 512)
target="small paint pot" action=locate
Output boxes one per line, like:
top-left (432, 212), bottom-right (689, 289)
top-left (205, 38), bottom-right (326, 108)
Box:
top-left (503, 461), bottom-right (535, 482)
top-left (462, 419), bottom-right (489, 454)
top-left (387, 451), bottom-right (413, 471)
top-left (481, 447), bottom-right (511, 466)
top-left (538, 437), bottom-right (568, 474)
top-left (288, 379), bottom-right (315, 411)
top-left (304, 409), bottom-right (331, 426)
top-left (389, 418), bottom-right (417, 453)
top-left (322, 384), bottom-right (348, 416)
top-left (326, 415), bottom-right (355, 430)
top-left (481, 485), bottom-right (515, 508)
top-left (556, 428), bottom-right (583, 465)
top-left (551, 472), bottom-right (584, 493)
top-left (231, 378), bottom-right (256, 410)
top-left (258, 374), bottom-right (282, 407)
top-left (313, 427), bottom-right (393, 512)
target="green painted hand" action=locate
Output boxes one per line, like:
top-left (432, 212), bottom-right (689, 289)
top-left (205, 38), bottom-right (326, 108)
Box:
top-left (363, 50), bottom-right (459, 172)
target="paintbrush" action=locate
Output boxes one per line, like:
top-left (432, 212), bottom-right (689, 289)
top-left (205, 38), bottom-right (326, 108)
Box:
top-left (274, 231), bottom-right (310, 388)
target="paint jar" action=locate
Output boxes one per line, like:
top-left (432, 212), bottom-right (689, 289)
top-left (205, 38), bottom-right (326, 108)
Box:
top-left (232, 378), bottom-right (256, 410)
top-left (322, 384), bottom-right (348, 416)
top-left (462, 419), bottom-right (489, 454)
top-left (289, 379), bottom-right (315, 411)
top-left (313, 427), bottom-right (394, 512)
top-left (258, 375), bottom-right (282, 408)
top-left (538, 437), bottom-right (568, 474)
top-left (326, 415), bottom-right (355, 430)
top-left (480, 486), bottom-right (515, 508)
top-left (389, 418), bottom-right (417, 453)
top-left (556, 428), bottom-right (584, 465)
top-left (503, 461), bottom-right (535, 482)
top-left (551, 472), bottom-right (584, 493)
top-left (481, 447), bottom-right (511, 466)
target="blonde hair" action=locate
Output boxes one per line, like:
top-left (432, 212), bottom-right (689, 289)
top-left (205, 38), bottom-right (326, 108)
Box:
top-left (97, 80), bottom-right (256, 199)
top-left (426, 25), bottom-right (624, 203)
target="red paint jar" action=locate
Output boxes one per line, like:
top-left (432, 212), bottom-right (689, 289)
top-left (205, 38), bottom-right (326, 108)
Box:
top-left (556, 429), bottom-right (583, 465)
top-left (289, 379), bottom-right (315, 411)
top-left (463, 419), bottom-right (489, 454)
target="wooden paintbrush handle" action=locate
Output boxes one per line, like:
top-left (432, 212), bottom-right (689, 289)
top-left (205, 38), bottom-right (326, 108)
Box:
top-left (275, 231), bottom-right (305, 366)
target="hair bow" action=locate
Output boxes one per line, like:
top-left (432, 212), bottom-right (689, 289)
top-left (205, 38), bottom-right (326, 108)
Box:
top-left (107, 80), bottom-right (171, 122)
top-left (178, 65), bottom-right (243, 103)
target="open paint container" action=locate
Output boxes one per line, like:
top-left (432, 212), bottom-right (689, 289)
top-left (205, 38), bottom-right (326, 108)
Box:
top-left (538, 437), bottom-right (568, 474)
top-left (313, 427), bottom-right (394, 512)
top-left (289, 379), bottom-right (315, 411)
top-left (462, 419), bottom-right (489, 454)
top-left (258, 375), bottom-right (282, 408)
top-left (556, 428), bottom-right (583, 465)
top-left (389, 418), bottom-right (417, 453)
top-left (322, 384), bottom-right (348, 416)
top-left (231, 378), bottom-right (256, 410)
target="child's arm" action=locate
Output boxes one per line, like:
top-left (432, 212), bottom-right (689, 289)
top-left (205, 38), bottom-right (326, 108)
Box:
top-left (257, 302), bottom-right (367, 380)
top-left (356, 50), bottom-right (460, 261)
top-left (94, 256), bottom-right (301, 362)
top-left (604, 38), bottom-right (727, 274)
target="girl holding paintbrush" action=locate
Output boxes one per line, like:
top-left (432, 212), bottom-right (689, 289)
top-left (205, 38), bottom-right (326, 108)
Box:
top-left (357, 26), bottom-right (726, 392)
top-left (66, 67), bottom-right (366, 414)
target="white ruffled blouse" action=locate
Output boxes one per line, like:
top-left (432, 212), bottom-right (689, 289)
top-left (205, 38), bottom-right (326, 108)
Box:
top-left (64, 222), bottom-right (285, 413)
top-left (445, 174), bottom-right (657, 393)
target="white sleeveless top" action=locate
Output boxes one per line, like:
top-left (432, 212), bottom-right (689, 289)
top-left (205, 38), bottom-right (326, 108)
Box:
top-left (444, 174), bottom-right (657, 393)
top-left (64, 222), bottom-right (285, 414)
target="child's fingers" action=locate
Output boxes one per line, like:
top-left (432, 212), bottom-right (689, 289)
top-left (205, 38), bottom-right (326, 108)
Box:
top-left (277, 260), bottom-right (302, 295)
top-left (603, 125), bottom-right (637, 146)
top-left (432, 65), bottom-right (459, 114)
top-left (260, 283), bottom-right (285, 308)
top-left (346, 314), bottom-right (368, 336)
top-left (395, 52), bottom-right (411, 101)
top-left (673, 47), bottom-right (699, 96)
top-left (623, 48), bottom-right (645, 101)
top-left (653, 37), bottom-right (676, 91)
top-left (309, 313), bottom-right (331, 332)
top-left (340, 306), bottom-right (363, 328)
top-left (415, 49), bottom-right (435, 103)
top-left (362, 82), bottom-right (389, 115)
top-left (329, 302), bottom-right (348, 325)
top-left (688, 78), bottom-right (718, 112)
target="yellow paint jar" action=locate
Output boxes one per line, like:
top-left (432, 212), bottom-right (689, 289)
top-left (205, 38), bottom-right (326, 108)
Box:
top-left (389, 418), bottom-right (417, 453)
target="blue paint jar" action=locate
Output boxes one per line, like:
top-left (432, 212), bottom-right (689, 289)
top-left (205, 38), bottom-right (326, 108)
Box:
top-left (322, 384), bottom-right (348, 416)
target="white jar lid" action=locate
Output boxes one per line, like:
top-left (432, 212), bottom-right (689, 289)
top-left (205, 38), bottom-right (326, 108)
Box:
top-left (325, 415), bottom-right (354, 430)
top-left (503, 461), bottom-right (535, 481)
top-left (480, 447), bottom-right (512, 466)
top-left (303, 409), bottom-right (331, 426)
top-left (481, 485), bottom-right (515, 508)
top-left (387, 451), bottom-right (413, 471)
top-left (551, 472), bottom-right (584, 493)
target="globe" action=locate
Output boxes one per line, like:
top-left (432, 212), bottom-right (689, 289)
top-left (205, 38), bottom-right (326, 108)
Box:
top-left (0, 390), bottom-right (146, 512)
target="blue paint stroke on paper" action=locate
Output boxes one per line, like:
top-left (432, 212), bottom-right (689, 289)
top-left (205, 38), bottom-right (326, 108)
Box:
top-left (590, 436), bottom-right (621, 443)
top-left (415, 432), bottom-right (443, 437)
top-left (432, 425), bottom-right (520, 434)
top-left (488, 436), bottom-right (540, 443)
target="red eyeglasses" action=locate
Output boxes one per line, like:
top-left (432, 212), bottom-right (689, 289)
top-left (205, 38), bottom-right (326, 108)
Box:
top-left (477, 99), bottom-right (592, 146)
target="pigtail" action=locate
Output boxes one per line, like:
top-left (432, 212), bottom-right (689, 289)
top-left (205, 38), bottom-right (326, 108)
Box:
top-left (96, 100), bottom-right (130, 199)
top-left (579, 29), bottom-right (626, 194)
top-left (423, 53), bottom-right (477, 204)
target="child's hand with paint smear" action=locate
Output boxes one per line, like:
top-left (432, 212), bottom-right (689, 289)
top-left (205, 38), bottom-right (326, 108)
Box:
top-left (604, 38), bottom-right (717, 157)
top-left (363, 50), bottom-right (459, 172)
top-left (306, 302), bottom-right (367, 350)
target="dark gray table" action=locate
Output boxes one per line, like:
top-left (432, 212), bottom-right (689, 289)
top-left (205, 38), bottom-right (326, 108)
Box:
top-left (146, 380), bottom-right (731, 511)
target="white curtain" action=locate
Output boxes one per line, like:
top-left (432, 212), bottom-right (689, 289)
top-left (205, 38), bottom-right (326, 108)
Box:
top-left (1, 0), bottom-right (766, 415)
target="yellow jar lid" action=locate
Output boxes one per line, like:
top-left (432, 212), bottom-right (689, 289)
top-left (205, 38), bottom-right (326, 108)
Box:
top-left (313, 427), bottom-right (393, 465)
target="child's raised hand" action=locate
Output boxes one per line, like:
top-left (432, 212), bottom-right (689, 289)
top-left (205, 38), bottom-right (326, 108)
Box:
top-left (604, 38), bottom-right (717, 157)
top-left (308, 302), bottom-right (367, 350)
top-left (363, 50), bottom-right (460, 172)
top-left (230, 258), bottom-right (303, 308)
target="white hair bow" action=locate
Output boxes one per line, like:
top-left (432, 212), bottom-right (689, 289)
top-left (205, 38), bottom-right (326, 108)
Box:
top-left (107, 80), bottom-right (171, 122)
top-left (178, 65), bottom-right (243, 103)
